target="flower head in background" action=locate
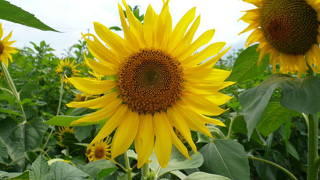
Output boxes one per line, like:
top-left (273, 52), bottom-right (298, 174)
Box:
top-left (0, 23), bottom-right (17, 66)
top-left (86, 137), bottom-right (112, 162)
top-left (67, 0), bottom-right (233, 167)
top-left (240, 0), bottom-right (320, 74)
top-left (56, 59), bottom-right (80, 81)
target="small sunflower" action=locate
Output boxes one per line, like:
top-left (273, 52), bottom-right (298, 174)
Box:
top-left (56, 59), bottom-right (80, 81)
top-left (86, 137), bottom-right (112, 162)
top-left (240, 0), bottom-right (320, 74)
top-left (0, 23), bottom-right (17, 66)
top-left (67, 0), bottom-right (233, 167)
top-left (57, 127), bottom-right (77, 148)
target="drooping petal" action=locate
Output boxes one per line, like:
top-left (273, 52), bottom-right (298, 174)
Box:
top-left (111, 110), bottom-right (140, 158)
top-left (154, 113), bottom-right (172, 167)
top-left (68, 77), bottom-right (116, 95)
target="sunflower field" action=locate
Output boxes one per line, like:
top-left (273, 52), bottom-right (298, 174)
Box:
top-left (0, 0), bottom-right (320, 179)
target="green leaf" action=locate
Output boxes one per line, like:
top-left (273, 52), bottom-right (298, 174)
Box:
top-left (257, 102), bottom-right (298, 136)
top-left (200, 140), bottom-right (250, 180)
top-left (239, 74), bottom-right (292, 137)
top-left (0, 0), bottom-right (58, 31)
top-left (0, 171), bottom-right (28, 179)
top-left (45, 116), bottom-right (80, 126)
top-left (74, 126), bottom-right (93, 142)
top-left (227, 45), bottom-right (268, 83)
top-left (79, 159), bottom-right (117, 180)
top-left (109, 26), bottom-right (122, 31)
top-left (8, 171), bottom-right (29, 180)
top-left (149, 149), bottom-right (203, 177)
top-left (0, 139), bottom-right (8, 162)
top-left (29, 155), bottom-right (50, 180)
top-left (25, 120), bottom-right (49, 151)
top-left (48, 162), bottom-right (89, 180)
top-left (184, 172), bottom-right (231, 180)
top-left (280, 76), bottom-right (320, 114)
top-left (285, 142), bottom-right (300, 160)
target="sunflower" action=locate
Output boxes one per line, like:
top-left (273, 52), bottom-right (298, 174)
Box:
top-left (57, 127), bottom-right (77, 148)
top-left (0, 23), bottom-right (17, 66)
top-left (56, 59), bottom-right (80, 81)
top-left (67, 0), bottom-right (233, 168)
top-left (86, 137), bottom-right (112, 162)
top-left (240, 0), bottom-right (320, 74)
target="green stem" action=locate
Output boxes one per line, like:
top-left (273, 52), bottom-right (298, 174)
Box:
top-left (249, 156), bottom-right (298, 180)
top-left (124, 152), bottom-right (132, 180)
top-left (56, 76), bottom-right (64, 115)
top-left (1, 62), bottom-right (27, 123)
top-left (227, 117), bottom-right (235, 139)
top-left (307, 114), bottom-right (319, 180)
top-left (141, 163), bottom-right (149, 180)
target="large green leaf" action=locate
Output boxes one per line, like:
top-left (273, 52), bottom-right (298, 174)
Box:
top-left (0, 119), bottom-right (48, 168)
top-left (280, 76), bottom-right (320, 114)
top-left (257, 102), bottom-right (298, 136)
top-left (149, 149), bottom-right (203, 178)
top-left (184, 172), bottom-right (230, 180)
top-left (200, 140), bottom-right (250, 180)
top-left (48, 162), bottom-right (89, 180)
top-left (74, 126), bottom-right (93, 142)
top-left (29, 155), bottom-right (50, 180)
top-left (45, 116), bottom-right (80, 126)
top-left (227, 45), bottom-right (269, 83)
top-left (239, 74), bottom-right (292, 137)
top-left (0, 0), bottom-right (58, 31)
top-left (79, 159), bottom-right (117, 179)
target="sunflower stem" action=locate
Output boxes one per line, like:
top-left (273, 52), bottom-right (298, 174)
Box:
top-left (141, 163), bottom-right (150, 180)
top-left (56, 75), bottom-right (65, 115)
top-left (248, 156), bottom-right (297, 180)
top-left (1, 62), bottom-right (27, 123)
top-left (124, 152), bottom-right (132, 180)
top-left (227, 116), bottom-right (235, 139)
top-left (306, 114), bottom-right (319, 180)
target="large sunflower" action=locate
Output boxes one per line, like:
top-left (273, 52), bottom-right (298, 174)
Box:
top-left (67, 0), bottom-right (233, 167)
top-left (0, 23), bottom-right (17, 66)
top-left (240, 0), bottom-right (320, 74)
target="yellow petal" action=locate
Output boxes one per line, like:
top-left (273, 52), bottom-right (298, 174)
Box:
top-left (182, 42), bottom-right (226, 65)
top-left (154, 113), bottom-right (172, 167)
top-left (85, 58), bottom-right (116, 76)
top-left (93, 22), bottom-right (131, 55)
top-left (143, 5), bottom-right (158, 47)
top-left (173, 105), bottom-right (212, 137)
top-left (167, 108), bottom-right (197, 152)
top-left (67, 92), bottom-right (118, 109)
top-left (176, 29), bottom-right (215, 60)
top-left (91, 105), bottom-right (129, 143)
top-left (85, 34), bottom-right (121, 65)
top-left (135, 114), bottom-right (155, 168)
top-left (0, 23), bottom-right (3, 38)
top-left (168, 7), bottom-right (196, 51)
top-left (180, 92), bottom-right (225, 116)
top-left (111, 111), bottom-right (140, 158)
top-left (71, 99), bottom-right (122, 125)
top-left (68, 77), bottom-right (115, 95)
top-left (169, 126), bottom-right (190, 158)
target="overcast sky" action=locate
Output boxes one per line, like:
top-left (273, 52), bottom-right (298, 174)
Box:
top-left (1, 0), bottom-right (254, 56)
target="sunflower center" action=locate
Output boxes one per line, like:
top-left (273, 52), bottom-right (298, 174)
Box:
top-left (94, 147), bottom-right (105, 159)
top-left (260, 0), bottom-right (318, 55)
top-left (118, 49), bottom-right (183, 114)
top-left (0, 42), bottom-right (4, 55)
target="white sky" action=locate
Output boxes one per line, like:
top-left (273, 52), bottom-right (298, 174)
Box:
top-left (1, 0), bottom-right (254, 56)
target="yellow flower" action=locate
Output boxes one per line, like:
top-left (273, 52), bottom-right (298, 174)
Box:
top-left (56, 59), bottom-right (80, 81)
top-left (240, 0), bottom-right (320, 74)
top-left (0, 23), bottom-right (17, 66)
top-left (86, 137), bottom-right (112, 162)
top-left (57, 127), bottom-right (76, 147)
top-left (67, 0), bottom-right (233, 168)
